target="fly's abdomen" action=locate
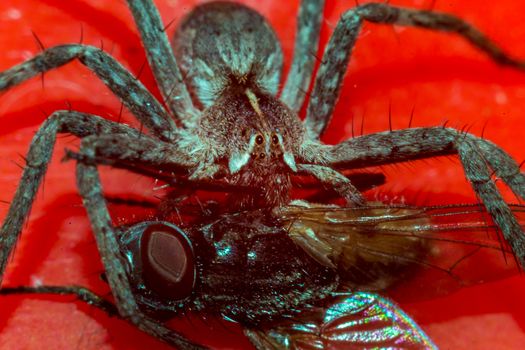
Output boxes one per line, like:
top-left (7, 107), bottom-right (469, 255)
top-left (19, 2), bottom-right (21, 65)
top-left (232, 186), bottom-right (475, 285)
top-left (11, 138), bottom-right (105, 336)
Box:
top-left (172, 2), bottom-right (283, 108)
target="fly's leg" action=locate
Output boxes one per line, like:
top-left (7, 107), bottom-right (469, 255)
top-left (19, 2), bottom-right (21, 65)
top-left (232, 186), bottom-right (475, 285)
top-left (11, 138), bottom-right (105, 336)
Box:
top-left (126, 0), bottom-right (199, 125)
top-left (324, 127), bottom-right (525, 267)
top-left (304, 3), bottom-right (525, 139)
top-left (0, 44), bottom-right (177, 141)
top-left (75, 145), bottom-right (204, 350)
top-left (280, 0), bottom-right (325, 112)
top-left (0, 286), bottom-right (118, 316)
top-left (0, 111), bottom-right (140, 284)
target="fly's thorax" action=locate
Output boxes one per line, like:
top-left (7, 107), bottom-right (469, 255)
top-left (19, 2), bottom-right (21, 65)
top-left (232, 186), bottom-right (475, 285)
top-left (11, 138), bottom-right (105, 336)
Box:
top-left (191, 210), bottom-right (339, 326)
top-left (197, 89), bottom-right (305, 177)
top-left (172, 1), bottom-right (283, 108)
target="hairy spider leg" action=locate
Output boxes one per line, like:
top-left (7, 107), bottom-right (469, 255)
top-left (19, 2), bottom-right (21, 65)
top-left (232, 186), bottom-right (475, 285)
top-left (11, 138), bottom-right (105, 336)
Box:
top-left (76, 133), bottom-right (195, 169)
top-left (0, 111), bottom-right (140, 284)
top-left (280, 0), bottom-right (325, 112)
top-left (322, 127), bottom-right (525, 267)
top-left (126, 0), bottom-right (199, 126)
top-left (0, 114), bottom-right (200, 348)
top-left (476, 141), bottom-right (525, 200)
top-left (75, 153), bottom-right (203, 349)
top-left (0, 44), bottom-right (177, 141)
top-left (304, 2), bottom-right (525, 139)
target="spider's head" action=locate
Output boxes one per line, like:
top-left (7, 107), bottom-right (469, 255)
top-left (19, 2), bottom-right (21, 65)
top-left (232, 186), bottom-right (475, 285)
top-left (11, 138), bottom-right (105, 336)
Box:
top-left (198, 87), bottom-right (304, 177)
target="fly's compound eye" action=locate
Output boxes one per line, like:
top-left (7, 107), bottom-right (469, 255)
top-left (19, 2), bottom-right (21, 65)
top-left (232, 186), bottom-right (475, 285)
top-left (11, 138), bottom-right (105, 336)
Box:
top-left (141, 223), bottom-right (196, 301)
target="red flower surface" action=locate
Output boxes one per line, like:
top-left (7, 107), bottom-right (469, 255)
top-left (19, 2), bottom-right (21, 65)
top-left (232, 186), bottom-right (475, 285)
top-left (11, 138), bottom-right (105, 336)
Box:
top-left (1, 0), bottom-right (525, 349)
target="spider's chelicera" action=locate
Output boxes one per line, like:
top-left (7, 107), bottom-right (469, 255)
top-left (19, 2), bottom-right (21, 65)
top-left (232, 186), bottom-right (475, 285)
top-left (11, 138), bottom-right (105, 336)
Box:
top-left (1, 0), bottom-right (525, 349)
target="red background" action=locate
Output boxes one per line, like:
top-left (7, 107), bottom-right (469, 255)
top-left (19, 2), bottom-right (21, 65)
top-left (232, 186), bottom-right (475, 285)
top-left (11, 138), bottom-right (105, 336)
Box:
top-left (1, 0), bottom-right (525, 349)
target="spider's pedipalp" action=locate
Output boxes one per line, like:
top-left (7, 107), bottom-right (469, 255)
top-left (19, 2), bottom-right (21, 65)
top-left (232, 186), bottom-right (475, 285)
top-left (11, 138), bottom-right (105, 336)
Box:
top-left (280, 0), bottom-right (325, 112)
top-left (297, 164), bottom-right (365, 206)
top-left (126, 0), bottom-right (200, 126)
top-left (321, 127), bottom-right (525, 267)
top-left (304, 2), bottom-right (525, 140)
top-left (0, 44), bottom-right (177, 142)
top-left (0, 111), bottom-right (139, 284)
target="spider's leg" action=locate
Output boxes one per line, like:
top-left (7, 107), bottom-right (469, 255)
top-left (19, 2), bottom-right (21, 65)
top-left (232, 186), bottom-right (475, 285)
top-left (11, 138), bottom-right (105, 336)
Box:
top-left (322, 127), bottom-right (525, 267)
top-left (304, 3), bottom-right (525, 139)
top-left (75, 148), bottom-right (203, 350)
top-left (476, 140), bottom-right (525, 200)
top-left (297, 164), bottom-right (365, 205)
top-left (280, 0), bottom-right (325, 112)
top-left (0, 285), bottom-right (118, 316)
top-left (0, 45), bottom-right (177, 141)
top-left (72, 133), bottom-right (196, 170)
top-left (126, 0), bottom-right (199, 125)
top-left (0, 111), bottom-right (140, 283)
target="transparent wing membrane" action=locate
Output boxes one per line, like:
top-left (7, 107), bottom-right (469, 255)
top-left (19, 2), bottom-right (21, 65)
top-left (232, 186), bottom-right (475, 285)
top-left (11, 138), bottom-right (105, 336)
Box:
top-left (276, 202), bottom-right (525, 300)
top-left (246, 292), bottom-right (437, 350)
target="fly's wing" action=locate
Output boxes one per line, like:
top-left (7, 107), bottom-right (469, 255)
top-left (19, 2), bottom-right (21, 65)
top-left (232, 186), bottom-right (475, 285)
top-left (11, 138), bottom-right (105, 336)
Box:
top-left (244, 292), bottom-right (437, 350)
top-left (275, 201), bottom-right (525, 301)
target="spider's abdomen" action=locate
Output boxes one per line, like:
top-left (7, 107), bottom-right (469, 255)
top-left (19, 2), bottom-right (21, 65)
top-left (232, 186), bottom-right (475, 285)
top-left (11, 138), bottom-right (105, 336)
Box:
top-left (172, 2), bottom-right (283, 108)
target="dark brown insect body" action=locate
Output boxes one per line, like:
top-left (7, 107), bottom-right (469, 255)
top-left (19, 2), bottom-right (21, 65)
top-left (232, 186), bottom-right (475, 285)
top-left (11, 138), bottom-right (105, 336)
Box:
top-left (120, 210), bottom-right (338, 326)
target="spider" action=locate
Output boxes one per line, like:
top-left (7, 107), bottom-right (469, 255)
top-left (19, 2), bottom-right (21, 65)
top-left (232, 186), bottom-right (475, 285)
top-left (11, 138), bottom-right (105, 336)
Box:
top-left (1, 0), bottom-right (525, 349)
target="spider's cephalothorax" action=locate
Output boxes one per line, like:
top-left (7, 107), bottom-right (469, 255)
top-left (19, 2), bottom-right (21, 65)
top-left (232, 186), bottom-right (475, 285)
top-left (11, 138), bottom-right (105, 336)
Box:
top-left (173, 2), bottom-right (305, 208)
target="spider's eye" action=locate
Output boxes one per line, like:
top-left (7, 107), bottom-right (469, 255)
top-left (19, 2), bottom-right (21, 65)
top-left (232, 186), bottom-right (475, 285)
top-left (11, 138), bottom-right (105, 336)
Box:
top-left (271, 134), bottom-right (279, 145)
top-left (141, 223), bottom-right (195, 301)
top-left (255, 134), bottom-right (264, 145)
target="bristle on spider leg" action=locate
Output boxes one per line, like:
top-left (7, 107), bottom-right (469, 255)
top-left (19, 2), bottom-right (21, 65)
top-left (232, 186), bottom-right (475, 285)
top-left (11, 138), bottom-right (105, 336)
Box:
top-left (480, 118), bottom-right (491, 139)
top-left (360, 107), bottom-right (366, 136)
top-left (408, 104), bottom-right (415, 129)
top-left (162, 17), bottom-right (177, 33)
top-left (78, 23), bottom-right (84, 45)
top-left (388, 100), bottom-right (393, 132)
top-left (117, 102), bottom-right (124, 124)
top-left (350, 112), bottom-right (355, 138)
top-left (134, 58), bottom-right (148, 81)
